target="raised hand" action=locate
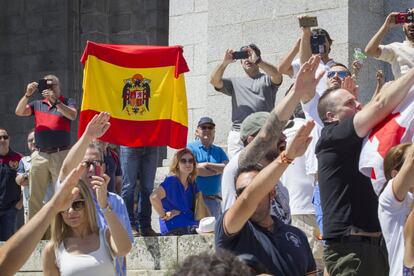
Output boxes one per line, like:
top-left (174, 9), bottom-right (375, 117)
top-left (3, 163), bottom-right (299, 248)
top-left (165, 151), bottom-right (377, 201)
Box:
top-left (84, 112), bottom-right (111, 139)
top-left (91, 173), bottom-right (110, 209)
top-left (342, 76), bottom-right (359, 97)
top-left (223, 48), bottom-right (235, 65)
top-left (51, 163), bottom-right (86, 212)
top-left (25, 82), bottom-right (38, 97)
top-left (294, 55), bottom-right (325, 99)
top-left (285, 120), bottom-right (315, 159)
top-left (385, 12), bottom-right (400, 28)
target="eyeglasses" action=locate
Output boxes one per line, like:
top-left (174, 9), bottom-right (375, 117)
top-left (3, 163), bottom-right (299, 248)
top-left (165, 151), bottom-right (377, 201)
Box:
top-left (179, 158), bottom-right (194, 164)
top-left (327, 70), bottom-right (350, 79)
top-left (200, 125), bottom-right (214, 130)
top-left (83, 160), bottom-right (104, 167)
top-left (0, 135), bottom-right (9, 140)
top-left (61, 199), bottom-right (85, 213)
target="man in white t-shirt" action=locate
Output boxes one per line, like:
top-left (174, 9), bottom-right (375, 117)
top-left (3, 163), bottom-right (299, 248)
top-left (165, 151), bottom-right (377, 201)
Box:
top-left (366, 10), bottom-right (414, 79)
top-left (378, 143), bottom-right (414, 276)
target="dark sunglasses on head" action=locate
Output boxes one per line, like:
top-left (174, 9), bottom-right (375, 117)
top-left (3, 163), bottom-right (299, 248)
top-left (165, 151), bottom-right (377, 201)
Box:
top-left (327, 70), bottom-right (350, 79)
top-left (200, 125), bottom-right (214, 130)
top-left (83, 160), bottom-right (104, 167)
top-left (179, 158), bottom-right (194, 164)
top-left (0, 135), bottom-right (9, 140)
top-left (62, 199), bottom-right (85, 213)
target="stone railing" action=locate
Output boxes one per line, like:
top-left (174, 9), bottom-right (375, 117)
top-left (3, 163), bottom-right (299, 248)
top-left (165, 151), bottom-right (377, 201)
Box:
top-left (3, 234), bottom-right (215, 276)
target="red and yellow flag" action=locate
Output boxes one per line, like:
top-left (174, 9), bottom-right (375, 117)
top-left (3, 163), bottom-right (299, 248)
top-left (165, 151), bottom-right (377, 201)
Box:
top-left (79, 41), bottom-right (189, 148)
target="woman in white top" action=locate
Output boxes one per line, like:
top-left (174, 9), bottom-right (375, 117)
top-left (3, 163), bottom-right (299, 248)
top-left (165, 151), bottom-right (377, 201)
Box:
top-left (42, 174), bottom-right (132, 276)
top-left (378, 143), bottom-right (414, 276)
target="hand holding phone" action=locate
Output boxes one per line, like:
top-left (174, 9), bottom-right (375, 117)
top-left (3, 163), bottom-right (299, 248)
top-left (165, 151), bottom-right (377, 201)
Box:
top-left (395, 12), bottom-right (414, 24)
top-left (299, 16), bottom-right (318, 28)
top-left (232, 51), bottom-right (249, 60)
top-left (37, 79), bottom-right (52, 94)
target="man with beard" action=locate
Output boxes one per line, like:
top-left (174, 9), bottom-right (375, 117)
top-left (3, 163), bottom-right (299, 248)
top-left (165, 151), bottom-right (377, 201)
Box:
top-left (365, 9), bottom-right (414, 79)
top-left (215, 120), bottom-right (317, 276)
top-left (221, 55), bottom-right (324, 224)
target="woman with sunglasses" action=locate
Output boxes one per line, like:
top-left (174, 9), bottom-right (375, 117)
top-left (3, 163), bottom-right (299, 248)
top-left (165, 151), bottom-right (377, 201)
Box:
top-left (42, 176), bottom-right (132, 275)
top-left (377, 143), bottom-right (414, 276)
top-left (150, 148), bottom-right (200, 235)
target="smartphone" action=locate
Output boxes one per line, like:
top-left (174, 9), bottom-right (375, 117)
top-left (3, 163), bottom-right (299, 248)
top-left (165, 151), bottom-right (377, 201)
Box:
top-left (395, 12), bottom-right (414, 24)
top-left (94, 165), bottom-right (103, 177)
top-left (299, 16), bottom-right (318, 28)
top-left (232, 51), bottom-right (249, 60)
top-left (37, 79), bottom-right (52, 93)
top-left (310, 34), bottom-right (326, 54)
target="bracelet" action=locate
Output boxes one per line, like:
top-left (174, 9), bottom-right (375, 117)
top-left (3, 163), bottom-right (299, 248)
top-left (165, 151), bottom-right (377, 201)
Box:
top-left (255, 56), bottom-right (262, 65)
top-left (278, 151), bottom-right (294, 164)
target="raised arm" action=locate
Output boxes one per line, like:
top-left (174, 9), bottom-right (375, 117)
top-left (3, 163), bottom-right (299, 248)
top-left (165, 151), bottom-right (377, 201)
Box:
top-left (94, 174), bottom-right (132, 256)
top-left (299, 26), bottom-right (312, 65)
top-left (247, 47), bottom-right (282, 85)
top-left (354, 67), bottom-right (414, 138)
top-left (15, 82), bottom-right (37, 117)
top-left (365, 12), bottom-right (398, 58)
top-left (59, 112), bottom-right (110, 182)
top-left (224, 121), bottom-right (314, 235)
top-left (239, 55), bottom-right (324, 167)
top-left (0, 164), bottom-right (85, 276)
top-left (210, 49), bottom-right (234, 90)
top-left (278, 38), bottom-right (301, 77)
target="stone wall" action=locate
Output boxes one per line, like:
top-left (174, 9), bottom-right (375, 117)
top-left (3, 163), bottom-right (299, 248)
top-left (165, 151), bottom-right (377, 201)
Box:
top-left (168, 0), bottom-right (414, 146)
top-left (12, 235), bottom-right (215, 275)
top-left (0, 0), bottom-right (169, 161)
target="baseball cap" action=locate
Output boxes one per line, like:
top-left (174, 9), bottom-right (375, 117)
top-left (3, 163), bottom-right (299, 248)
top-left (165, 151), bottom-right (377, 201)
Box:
top-left (240, 112), bottom-right (269, 142)
top-left (197, 117), bottom-right (215, 127)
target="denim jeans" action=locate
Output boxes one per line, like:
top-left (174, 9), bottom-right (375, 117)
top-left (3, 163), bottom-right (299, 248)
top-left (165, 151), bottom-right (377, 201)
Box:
top-left (312, 184), bottom-right (324, 236)
top-left (120, 146), bottom-right (159, 229)
top-left (0, 206), bottom-right (18, 241)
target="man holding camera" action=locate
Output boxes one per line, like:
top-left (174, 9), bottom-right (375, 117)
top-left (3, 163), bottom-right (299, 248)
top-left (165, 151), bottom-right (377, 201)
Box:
top-left (210, 44), bottom-right (283, 159)
top-left (365, 10), bottom-right (414, 79)
top-left (15, 75), bottom-right (77, 220)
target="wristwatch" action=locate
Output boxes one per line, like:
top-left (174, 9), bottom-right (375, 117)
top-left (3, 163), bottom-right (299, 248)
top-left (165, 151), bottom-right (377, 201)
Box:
top-left (100, 203), bottom-right (112, 215)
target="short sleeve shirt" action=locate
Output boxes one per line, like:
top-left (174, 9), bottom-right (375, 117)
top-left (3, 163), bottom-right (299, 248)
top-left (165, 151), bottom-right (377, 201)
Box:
top-left (0, 149), bottom-right (22, 210)
top-left (216, 73), bottom-right (279, 130)
top-left (378, 41), bottom-right (414, 79)
top-left (316, 116), bottom-right (381, 239)
top-left (215, 212), bottom-right (316, 276)
top-left (187, 140), bottom-right (229, 195)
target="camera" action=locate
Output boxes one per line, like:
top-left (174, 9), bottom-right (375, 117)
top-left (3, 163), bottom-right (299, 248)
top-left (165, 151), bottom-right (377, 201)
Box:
top-left (299, 16), bottom-right (318, 28)
top-left (310, 34), bottom-right (326, 54)
top-left (395, 12), bottom-right (414, 24)
top-left (232, 51), bottom-right (249, 60)
top-left (37, 79), bottom-right (53, 94)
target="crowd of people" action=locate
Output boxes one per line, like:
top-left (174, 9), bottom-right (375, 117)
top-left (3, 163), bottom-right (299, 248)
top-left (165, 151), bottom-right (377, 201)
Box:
top-left (1, 10), bottom-right (414, 276)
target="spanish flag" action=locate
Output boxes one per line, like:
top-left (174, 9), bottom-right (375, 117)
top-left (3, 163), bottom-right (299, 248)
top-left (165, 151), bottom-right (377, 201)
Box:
top-left (79, 41), bottom-right (189, 148)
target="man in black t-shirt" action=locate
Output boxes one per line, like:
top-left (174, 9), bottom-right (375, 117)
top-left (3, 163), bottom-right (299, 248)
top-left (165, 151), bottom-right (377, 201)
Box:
top-left (315, 68), bottom-right (414, 275)
top-left (215, 121), bottom-right (317, 276)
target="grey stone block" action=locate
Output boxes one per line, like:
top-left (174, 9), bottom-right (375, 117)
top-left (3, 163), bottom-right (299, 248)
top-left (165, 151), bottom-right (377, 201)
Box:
top-left (186, 75), bottom-right (207, 109)
top-left (109, 0), bottom-right (144, 14)
top-left (26, 0), bottom-right (61, 14)
top-left (272, 0), bottom-right (347, 17)
top-left (177, 234), bottom-right (215, 262)
top-left (109, 13), bottom-right (132, 33)
top-left (195, 0), bottom-right (208, 12)
top-left (25, 16), bottom-right (43, 31)
top-left (170, 0), bottom-right (194, 16)
top-left (207, 24), bottom-right (244, 62)
top-left (169, 13), bottom-right (208, 45)
top-left (43, 12), bottom-right (66, 30)
top-left (127, 236), bottom-right (178, 270)
top-left (127, 270), bottom-right (169, 276)
top-left (193, 42), bottom-right (207, 75)
top-left (80, 13), bottom-right (108, 33)
top-left (82, 0), bottom-right (107, 13)
top-left (181, 45), bottom-right (194, 75)
top-left (2, 0), bottom-right (24, 16)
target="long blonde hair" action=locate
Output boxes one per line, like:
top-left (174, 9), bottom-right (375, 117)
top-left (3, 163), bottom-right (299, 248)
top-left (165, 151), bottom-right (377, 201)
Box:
top-left (51, 180), bottom-right (99, 246)
top-left (169, 148), bottom-right (197, 183)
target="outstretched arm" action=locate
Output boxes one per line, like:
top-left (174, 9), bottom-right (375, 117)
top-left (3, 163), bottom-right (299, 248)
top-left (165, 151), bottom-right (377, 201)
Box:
top-left (210, 49), bottom-right (234, 90)
top-left (59, 112), bottom-right (110, 182)
top-left (365, 12), bottom-right (398, 58)
top-left (278, 38), bottom-right (301, 77)
top-left (0, 164), bottom-right (86, 276)
top-left (239, 55), bottom-right (324, 167)
top-left (224, 121), bottom-right (314, 235)
top-left (354, 68), bottom-right (414, 138)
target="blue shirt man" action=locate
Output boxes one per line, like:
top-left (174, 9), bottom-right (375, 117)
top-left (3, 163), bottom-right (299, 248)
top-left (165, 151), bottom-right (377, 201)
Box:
top-left (188, 117), bottom-right (228, 219)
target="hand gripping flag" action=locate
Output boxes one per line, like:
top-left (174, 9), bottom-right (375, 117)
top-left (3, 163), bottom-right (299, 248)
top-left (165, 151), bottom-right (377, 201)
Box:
top-left (79, 41), bottom-right (190, 148)
top-left (359, 86), bottom-right (414, 194)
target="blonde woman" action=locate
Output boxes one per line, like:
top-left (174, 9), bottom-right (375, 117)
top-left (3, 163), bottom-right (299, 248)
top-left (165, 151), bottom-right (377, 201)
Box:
top-left (42, 174), bottom-right (131, 276)
top-left (150, 148), bottom-right (200, 235)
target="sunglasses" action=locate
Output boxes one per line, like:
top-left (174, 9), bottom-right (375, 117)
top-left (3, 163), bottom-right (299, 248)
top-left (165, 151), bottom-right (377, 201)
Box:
top-left (327, 70), bottom-right (350, 79)
top-left (179, 158), bottom-right (194, 164)
top-left (0, 135), bottom-right (9, 140)
top-left (83, 160), bottom-right (104, 167)
top-left (200, 125), bottom-right (214, 130)
top-left (62, 199), bottom-right (85, 213)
